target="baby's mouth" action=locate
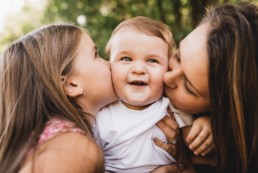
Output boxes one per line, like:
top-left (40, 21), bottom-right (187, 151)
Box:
top-left (129, 81), bottom-right (147, 86)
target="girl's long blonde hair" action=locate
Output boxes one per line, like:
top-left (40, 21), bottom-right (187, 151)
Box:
top-left (0, 24), bottom-right (92, 173)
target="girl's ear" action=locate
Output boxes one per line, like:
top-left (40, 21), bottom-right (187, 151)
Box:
top-left (61, 76), bottom-right (84, 97)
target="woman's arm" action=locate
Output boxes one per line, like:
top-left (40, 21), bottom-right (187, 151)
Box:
top-left (19, 133), bottom-right (104, 173)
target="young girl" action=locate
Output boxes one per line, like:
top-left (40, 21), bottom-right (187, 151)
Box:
top-left (0, 23), bottom-right (117, 173)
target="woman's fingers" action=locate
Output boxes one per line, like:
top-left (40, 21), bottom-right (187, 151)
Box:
top-left (156, 116), bottom-right (179, 140)
top-left (153, 137), bottom-right (177, 157)
top-left (155, 108), bottom-right (181, 158)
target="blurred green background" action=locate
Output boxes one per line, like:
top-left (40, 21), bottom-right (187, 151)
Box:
top-left (0, 0), bottom-right (257, 59)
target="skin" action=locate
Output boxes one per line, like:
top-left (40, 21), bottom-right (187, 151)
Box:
top-left (109, 27), bottom-right (168, 110)
top-left (164, 23), bottom-right (210, 115)
top-left (164, 23), bottom-right (214, 153)
top-left (107, 27), bottom-right (182, 172)
top-left (64, 32), bottom-right (117, 115)
top-left (107, 25), bottom-right (213, 171)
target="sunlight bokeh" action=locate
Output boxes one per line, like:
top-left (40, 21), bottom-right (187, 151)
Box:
top-left (0, 0), bottom-right (25, 31)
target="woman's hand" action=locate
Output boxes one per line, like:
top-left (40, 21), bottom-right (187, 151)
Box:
top-left (154, 109), bottom-right (197, 173)
top-left (154, 109), bottom-right (179, 157)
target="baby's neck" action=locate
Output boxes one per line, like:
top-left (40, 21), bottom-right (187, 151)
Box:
top-left (122, 102), bottom-right (151, 110)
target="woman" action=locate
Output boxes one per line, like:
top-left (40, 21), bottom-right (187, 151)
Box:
top-left (0, 24), bottom-right (118, 173)
top-left (164, 2), bottom-right (257, 173)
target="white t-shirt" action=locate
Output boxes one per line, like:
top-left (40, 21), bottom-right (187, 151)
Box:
top-left (94, 97), bottom-right (193, 173)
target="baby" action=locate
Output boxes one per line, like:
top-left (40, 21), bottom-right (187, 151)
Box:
top-left (95, 16), bottom-right (212, 173)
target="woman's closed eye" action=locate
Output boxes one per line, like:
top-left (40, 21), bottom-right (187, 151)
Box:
top-left (183, 77), bottom-right (196, 96)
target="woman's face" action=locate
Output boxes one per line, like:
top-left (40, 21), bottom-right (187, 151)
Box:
top-left (69, 32), bottom-right (117, 115)
top-left (164, 23), bottom-right (210, 115)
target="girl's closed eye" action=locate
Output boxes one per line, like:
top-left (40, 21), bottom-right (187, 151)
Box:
top-left (173, 49), bottom-right (181, 62)
top-left (94, 47), bottom-right (100, 58)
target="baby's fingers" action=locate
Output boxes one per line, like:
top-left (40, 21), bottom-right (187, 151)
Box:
top-left (191, 134), bottom-right (213, 156)
top-left (200, 143), bottom-right (214, 156)
top-left (186, 124), bottom-right (202, 143)
top-left (194, 134), bottom-right (214, 156)
top-left (188, 128), bottom-right (210, 152)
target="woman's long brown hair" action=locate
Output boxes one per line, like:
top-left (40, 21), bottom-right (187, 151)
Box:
top-left (0, 24), bottom-right (92, 173)
top-left (203, 3), bottom-right (258, 173)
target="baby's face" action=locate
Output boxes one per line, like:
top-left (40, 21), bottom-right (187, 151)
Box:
top-left (109, 28), bottom-right (168, 110)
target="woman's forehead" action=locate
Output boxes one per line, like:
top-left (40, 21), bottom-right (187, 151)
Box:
top-left (180, 23), bottom-right (210, 98)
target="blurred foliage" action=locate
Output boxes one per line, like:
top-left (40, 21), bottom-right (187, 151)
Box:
top-left (1, 0), bottom-right (256, 58)
top-left (43, 0), bottom-right (256, 58)
top-left (0, 0), bottom-right (46, 53)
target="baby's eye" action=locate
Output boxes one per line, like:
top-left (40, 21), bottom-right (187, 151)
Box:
top-left (120, 57), bottom-right (132, 61)
top-left (147, 59), bottom-right (158, 63)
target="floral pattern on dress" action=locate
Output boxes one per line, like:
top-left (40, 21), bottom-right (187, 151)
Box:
top-left (37, 117), bottom-right (85, 146)
top-left (26, 117), bottom-right (86, 157)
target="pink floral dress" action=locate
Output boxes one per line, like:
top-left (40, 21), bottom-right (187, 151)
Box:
top-left (27, 116), bottom-right (85, 156)
top-left (37, 116), bottom-right (85, 145)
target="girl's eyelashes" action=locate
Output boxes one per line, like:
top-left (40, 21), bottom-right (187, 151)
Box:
top-left (173, 49), bottom-right (181, 62)
top-left (95, 48), bottom-right (99, 58)
top-left (95, 52), bottom-right (99, 58)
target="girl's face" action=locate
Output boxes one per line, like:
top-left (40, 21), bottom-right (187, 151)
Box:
top-left (68, 32), bottom-right (117, 115)
top-left (164, 23), bottom-right (210, 115)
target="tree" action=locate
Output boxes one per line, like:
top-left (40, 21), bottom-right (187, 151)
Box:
top-left (1, 0), bottom-right (255, 56)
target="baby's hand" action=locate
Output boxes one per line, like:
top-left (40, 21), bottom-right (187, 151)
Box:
top-left (186, 116), bottom-right (213, 156)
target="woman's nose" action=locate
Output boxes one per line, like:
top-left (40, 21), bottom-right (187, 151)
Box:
top-left (164, 63), bottom-right (182, 87)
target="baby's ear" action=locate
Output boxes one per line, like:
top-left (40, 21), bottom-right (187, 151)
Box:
top-left (61, 76), bottom-right (84, 97)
